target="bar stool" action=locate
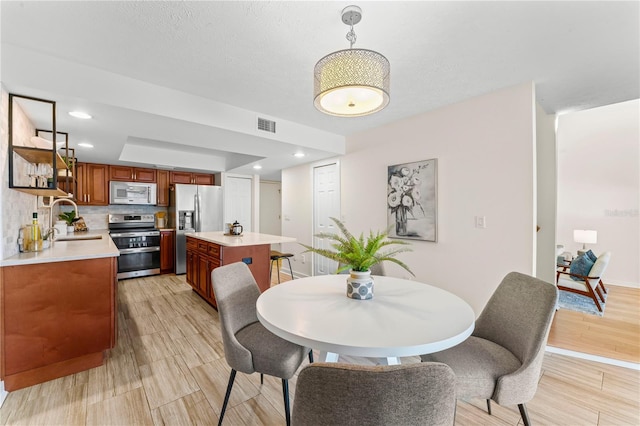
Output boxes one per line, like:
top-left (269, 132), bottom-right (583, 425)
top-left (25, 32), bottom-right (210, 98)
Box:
top-left (270, 250), bottom-right (294, 284)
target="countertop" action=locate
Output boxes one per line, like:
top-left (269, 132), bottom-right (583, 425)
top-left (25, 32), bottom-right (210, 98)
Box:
top-left (186, 231), bottom-right (296, 247)
top-left (1, 230), bottom-right (118, 267)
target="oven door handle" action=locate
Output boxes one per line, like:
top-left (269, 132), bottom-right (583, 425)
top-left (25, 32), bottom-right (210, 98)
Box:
top-left (111, 231), bottom-right (160, 238)
top-left (119, 246), bottom-right (161, 254)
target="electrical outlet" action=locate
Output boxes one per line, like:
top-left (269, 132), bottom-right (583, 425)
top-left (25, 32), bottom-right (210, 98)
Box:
top-left (301, 254), bottom-right (306, 264)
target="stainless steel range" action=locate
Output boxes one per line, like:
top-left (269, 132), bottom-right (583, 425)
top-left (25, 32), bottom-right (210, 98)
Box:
top-left (108, 214), bottom-right (160, 279)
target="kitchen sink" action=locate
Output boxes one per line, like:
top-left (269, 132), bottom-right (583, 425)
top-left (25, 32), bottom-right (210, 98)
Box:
top-left (55, 234), bottom-right (103, 241)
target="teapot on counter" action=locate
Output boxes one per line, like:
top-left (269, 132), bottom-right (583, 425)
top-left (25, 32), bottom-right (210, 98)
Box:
top-left (229, 221), bottom-right (243, 236)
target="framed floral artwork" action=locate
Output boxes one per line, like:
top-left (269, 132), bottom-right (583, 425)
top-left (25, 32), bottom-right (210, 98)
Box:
top-left (387, 159), bottom-right (437, 241)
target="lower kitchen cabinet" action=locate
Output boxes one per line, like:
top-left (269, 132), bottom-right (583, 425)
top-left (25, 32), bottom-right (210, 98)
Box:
top-left (1, 257), bottom-right (117, 391)
top-left (185, 236), bottom-right (267, 308)
top-left (160, 229), bottom-right (175, 274)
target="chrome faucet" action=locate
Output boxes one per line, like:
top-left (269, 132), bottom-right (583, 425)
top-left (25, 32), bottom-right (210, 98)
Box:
top-left (47, 196), bottom-right (79, 240)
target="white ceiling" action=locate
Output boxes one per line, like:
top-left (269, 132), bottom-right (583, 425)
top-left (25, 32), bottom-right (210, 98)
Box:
top-left (2, 1), bottom-right (638, 180)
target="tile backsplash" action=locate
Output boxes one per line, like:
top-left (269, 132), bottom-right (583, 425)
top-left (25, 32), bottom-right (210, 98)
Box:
top-left (58, 204), bottom-right (168, 230)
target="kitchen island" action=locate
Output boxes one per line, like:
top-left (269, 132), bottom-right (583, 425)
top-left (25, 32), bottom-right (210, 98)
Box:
top-left (0, 232), bottom-right (119, 391)
top-left (185, 231), bottom-right (296, 308)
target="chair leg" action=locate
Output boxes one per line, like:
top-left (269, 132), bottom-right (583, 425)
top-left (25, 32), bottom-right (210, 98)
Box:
top-left (269, 260), bottom-right (273, 283)
top-left (218, 369), bottom-right (237, 426)
top-left (277, 260), bottom-right (281, 284)
top-left (260, 373), bottom-right (264, 384)
top-left (518, 403), bottom-right (531, 426)
top-left (308, 350), bottom-right (314, 363)
top-left (596, 286), bottom-right (605, 303)
top-left (285, 257), bottom-right (294, 280)
top-left (599, 279), bottom-right (608, 294)
top-left (282, 379), bottom-right (291, 426)
top-left (587, 285), bottom-right (603, 312)
top-left (486, 399), bottom-right (492, 415)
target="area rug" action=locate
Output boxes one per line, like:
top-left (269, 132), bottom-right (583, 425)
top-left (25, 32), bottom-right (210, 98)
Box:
top-left (558, 289), bottom-right (606, 317)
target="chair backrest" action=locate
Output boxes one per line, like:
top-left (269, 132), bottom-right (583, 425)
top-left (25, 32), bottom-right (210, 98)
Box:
top-left (369, 262), bottom-right (385, 276)
top-left (474, 272), bottom-right (558, 368)
top-left (589, 251), bottom-right (611, 280)
top-left (292, 362), bottom-right (456, 426)
top-left (212, 262), bottom-right (261, 374)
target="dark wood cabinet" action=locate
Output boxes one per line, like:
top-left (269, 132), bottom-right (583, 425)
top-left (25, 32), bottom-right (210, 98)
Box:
top-left (76, 162), bottom-right (109, 205)
top-left (109, 165), bottom-right (156, 183)
top-left (186, 238), bottom-right (198, 288)
top-left (160, 230), bottom-right (175, 274)
top-left (186, 237), bottom-right (222, 308)
top-left (156, 170), bottom-right (170, 207)
top-left (193, 173), bottom-right (215, 185)
top-left (185, 236), bottom-right (269, 308)
top-left (170, 171), bottom-right (215, 185)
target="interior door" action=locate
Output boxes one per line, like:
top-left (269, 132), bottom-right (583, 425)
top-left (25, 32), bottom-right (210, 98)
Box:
top-left (259, 181), bottom-right (281, 236)
top-left (313, 163), bottom-right (340, 276)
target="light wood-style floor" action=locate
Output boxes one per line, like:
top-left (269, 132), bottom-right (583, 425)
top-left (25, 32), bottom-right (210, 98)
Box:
top-left (548, 284), bottom-right (640, 363)
top-left (1, 273), bottom-right (639, 425)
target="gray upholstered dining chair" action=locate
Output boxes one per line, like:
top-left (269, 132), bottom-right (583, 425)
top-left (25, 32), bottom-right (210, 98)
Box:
top-left (212, 262), bottom-right (312, 426)
top-left (421, 271), bottom-right (558, 426)
top-left (291, 362), bottom-right (457, 426)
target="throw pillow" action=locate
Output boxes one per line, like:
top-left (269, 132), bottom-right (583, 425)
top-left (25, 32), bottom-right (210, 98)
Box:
top-left (569, 254), bottom-right (595, 281)
top-left (585, 249), bottom-right (598, 262)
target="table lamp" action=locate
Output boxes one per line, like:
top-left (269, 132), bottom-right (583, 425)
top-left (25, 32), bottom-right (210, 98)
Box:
top-left (573, 229), bottom-right (597, 254)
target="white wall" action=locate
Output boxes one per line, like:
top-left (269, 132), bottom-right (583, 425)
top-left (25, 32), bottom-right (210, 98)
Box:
top-left (282, 82), bottom-right (537, 313)
top-left (536, 103), bottom-right (558, 284)
top-left (1, 86), bottom-right (42, 260)
top-left (557, 99), bottom-right (640, 287)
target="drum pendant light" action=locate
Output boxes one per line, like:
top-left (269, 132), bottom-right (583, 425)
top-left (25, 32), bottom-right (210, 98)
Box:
top-left (314, 5), bottom-right (390, 117)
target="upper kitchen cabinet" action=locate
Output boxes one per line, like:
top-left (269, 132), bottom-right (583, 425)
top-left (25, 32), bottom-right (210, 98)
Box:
top-left (109, 165), bottom-right (156, 183)
top-left (156, 170), bottom-right (170, 207)
top-left (170, 171), bottom-right (215, 185)
top-left (76, 162), bottom-right (109, 206)
top-left (8, 94), bottom-right (70, 197)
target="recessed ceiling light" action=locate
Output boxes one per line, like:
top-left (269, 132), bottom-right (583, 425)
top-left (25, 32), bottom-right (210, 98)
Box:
top-left (253, 165), bottom-right (262, 170)
top-left (78, 142), bottom-right (94, 148)
top-left (294, 152), bottom-right (305, 158)
top-left (69, 111), bottom-right (92, 119)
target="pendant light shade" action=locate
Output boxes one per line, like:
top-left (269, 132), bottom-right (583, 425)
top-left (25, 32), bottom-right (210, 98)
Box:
top-left (314, 5), bottom-right (390, 117)
top-left (314, 48), bottom-right (390, 117)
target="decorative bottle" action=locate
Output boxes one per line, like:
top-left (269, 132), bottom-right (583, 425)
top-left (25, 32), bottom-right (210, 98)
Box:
top-left (30, 212), bottom-right (43, 252)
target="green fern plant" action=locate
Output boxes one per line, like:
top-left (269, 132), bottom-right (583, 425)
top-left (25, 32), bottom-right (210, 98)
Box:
top-left (300, 217), bottom-right (414, 275)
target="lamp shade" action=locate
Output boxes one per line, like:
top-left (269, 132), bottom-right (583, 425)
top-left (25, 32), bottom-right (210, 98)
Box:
top-left (573, 229), bottom-right (597, 244)
top-left (314, 48), bottom-right (390, 117)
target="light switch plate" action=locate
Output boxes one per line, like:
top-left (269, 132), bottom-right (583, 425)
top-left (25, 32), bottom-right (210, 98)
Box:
top-left (475, 216), bottom-right (487, 228)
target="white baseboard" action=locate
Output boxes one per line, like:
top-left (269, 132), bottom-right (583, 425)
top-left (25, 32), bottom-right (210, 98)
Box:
top-left (546, 346), bottom-right (639, 370)
top-left (605, 279), bottom-right (639, 289)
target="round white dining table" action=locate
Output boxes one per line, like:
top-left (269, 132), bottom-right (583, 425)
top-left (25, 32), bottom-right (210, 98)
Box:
top-left (256, 274), bottom-right (475, 365)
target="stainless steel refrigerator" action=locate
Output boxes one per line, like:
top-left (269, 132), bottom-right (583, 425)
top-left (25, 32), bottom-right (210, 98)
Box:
top-left (169, 184), bottom-right (224, 274)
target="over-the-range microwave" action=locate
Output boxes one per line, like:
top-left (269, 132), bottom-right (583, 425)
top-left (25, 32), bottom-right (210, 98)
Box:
top-left (109, 181), bottom-right (157, 205)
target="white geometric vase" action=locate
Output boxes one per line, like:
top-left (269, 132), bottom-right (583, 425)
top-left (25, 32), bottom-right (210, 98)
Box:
top-left (346, 269), bottom-right (374, 300)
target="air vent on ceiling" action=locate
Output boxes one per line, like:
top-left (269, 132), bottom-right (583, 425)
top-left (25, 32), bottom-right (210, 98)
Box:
top-left (258, 117), bottom-right (276, 133)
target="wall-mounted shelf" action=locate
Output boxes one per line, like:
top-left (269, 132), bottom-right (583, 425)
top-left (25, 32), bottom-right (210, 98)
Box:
top-left (10, 187), bottom-right (69, 197)
top-left (13, 146), bottom-right (69, 170)
top-left (8, 94), bottom-right (73, 198)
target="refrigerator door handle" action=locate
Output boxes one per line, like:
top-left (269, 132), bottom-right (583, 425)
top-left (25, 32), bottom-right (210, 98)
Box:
top-left (193, 192), bottom-right (200, 232)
